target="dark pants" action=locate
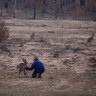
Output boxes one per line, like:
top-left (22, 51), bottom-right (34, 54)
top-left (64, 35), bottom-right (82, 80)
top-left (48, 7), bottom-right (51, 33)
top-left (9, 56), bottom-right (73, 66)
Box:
top-left (32, 69), bottom-right (41, 78)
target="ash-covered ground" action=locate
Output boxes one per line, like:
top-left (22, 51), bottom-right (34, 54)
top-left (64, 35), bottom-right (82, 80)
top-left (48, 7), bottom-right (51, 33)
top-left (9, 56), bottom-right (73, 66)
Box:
top-left (0, 19), bottom-right (96, 96)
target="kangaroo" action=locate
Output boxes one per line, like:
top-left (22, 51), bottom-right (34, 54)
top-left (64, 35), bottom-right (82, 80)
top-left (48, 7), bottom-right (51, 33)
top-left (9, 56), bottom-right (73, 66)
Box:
top-left (30, 32), bottom-right (35, 40)
top-left (17, 59), bottom-right (28, 77)
top-left (87, 33), bottom-right (95, 44)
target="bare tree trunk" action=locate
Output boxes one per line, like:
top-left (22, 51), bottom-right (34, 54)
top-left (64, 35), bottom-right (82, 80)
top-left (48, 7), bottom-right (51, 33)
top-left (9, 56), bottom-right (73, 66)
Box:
top-left (55, 1), bottom-right (59, 19)
top-left (92, 0), bottom-right (96, 17)
top-left (42, 0), bottom-right (47, 16)
top-left (13, 0), bottom-right (16, 18)
top-left (33, 6), bottom-right (36, 19)
top-left (1, 0), bottom-right (3, 16)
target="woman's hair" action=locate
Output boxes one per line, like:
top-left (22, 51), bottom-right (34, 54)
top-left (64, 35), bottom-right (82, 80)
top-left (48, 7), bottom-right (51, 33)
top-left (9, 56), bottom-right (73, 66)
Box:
top-left (34, 56), bottom-right (38, 61)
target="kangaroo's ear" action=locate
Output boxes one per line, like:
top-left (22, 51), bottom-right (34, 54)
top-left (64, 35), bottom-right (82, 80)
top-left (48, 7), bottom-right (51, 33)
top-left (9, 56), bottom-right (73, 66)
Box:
top-left (22, 58), bottom-right (26, 62)
top-left (92, 32), bottom-right (94, 35)
top-left (22, 59), bottom-right (27, 64)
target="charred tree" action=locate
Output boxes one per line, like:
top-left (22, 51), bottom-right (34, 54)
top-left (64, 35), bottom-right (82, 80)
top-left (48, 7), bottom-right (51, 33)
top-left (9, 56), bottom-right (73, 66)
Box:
top-left (33, 5), bottom-right (36, 20)
top-left (13, 0), bottom-right (16, 18)
top-left (0, 0), bottom-right (3, 16)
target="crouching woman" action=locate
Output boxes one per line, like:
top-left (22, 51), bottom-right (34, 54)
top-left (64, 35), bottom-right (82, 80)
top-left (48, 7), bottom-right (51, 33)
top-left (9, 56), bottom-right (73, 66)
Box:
top-left (25, 56), bottom-right (45, 78)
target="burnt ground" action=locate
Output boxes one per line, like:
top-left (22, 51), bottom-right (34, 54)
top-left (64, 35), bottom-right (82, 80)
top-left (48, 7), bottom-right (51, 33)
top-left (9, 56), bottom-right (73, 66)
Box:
top-left (0, 19), bottom-right (96, 96)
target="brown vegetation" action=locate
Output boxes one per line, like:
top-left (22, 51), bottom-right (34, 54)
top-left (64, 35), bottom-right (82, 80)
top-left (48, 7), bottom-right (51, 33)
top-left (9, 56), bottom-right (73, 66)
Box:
top-left (0, 0), bottom-right (96, 19)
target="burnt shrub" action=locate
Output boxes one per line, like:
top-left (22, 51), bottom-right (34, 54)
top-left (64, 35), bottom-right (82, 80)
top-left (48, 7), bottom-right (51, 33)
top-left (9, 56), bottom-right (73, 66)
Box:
top-left (53, 51), bottom-right (59, 58)
top-left (89, 57), bottom-right (96, 67)
top-left (39, 37), bottom-right (45, 42)
top-left (0, 20), bottom-right (9, 42)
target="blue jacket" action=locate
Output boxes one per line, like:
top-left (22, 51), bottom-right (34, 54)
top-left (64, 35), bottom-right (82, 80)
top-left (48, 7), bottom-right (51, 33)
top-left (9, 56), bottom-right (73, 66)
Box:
top-left (26, 60), bottom-right (45, 74)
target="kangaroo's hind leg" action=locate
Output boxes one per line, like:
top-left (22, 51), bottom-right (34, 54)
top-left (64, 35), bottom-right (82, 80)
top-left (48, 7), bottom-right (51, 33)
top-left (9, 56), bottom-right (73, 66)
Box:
top-left (24, 69), bottom-right (27, 77)
top-left (25, 69), bottom-right (27, 75)
top-left (18, 69), bottom-right (21, 78)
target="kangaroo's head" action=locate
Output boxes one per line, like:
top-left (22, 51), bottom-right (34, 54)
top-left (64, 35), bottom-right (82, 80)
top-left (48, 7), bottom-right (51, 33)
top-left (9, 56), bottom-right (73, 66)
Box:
top-left (22, 59), bottom-right (28, 65)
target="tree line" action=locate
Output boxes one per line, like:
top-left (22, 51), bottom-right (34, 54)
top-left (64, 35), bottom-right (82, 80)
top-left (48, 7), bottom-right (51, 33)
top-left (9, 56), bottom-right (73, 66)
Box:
top-left (0, 0), bottom-right (96, 19)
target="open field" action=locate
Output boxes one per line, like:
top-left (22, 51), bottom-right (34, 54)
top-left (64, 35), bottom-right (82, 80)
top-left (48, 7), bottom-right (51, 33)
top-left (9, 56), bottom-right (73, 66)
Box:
top-left (0, 19), bottom-right (96, 96)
